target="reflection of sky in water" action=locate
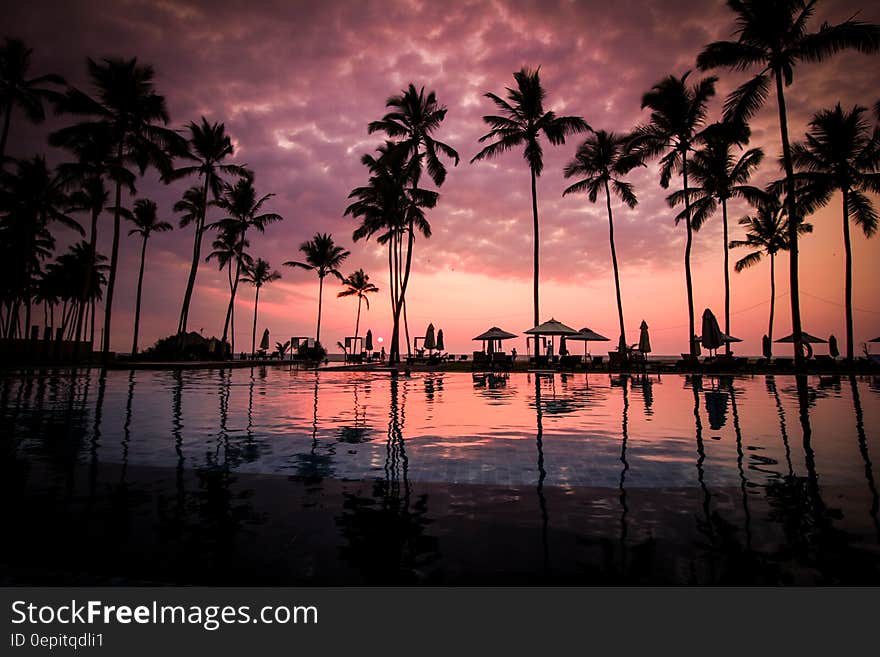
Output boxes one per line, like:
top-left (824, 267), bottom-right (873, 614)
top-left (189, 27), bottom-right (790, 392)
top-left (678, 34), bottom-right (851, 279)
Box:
top-left (4, 369), bottom-right (879, 490)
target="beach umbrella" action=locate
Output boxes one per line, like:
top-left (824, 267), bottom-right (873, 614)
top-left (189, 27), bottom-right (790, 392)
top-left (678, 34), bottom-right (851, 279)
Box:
top-left (870, 337), bottom-right (880, 343)
top-left (259, 328), bottom-right (269, 350)
top-left (567, 327), bottom-right (609, 357)
top-left (365, 330), bottom-right (373, 352)
top-left (638, 320), bottom-right (651, 353)
top-left (701, 309), bottom-right (724, 353)
top-left (524, 318), bottom-right (578, 355)
top-left (436, 329), bottom-right (445, 351)
top-left (424, 323), bottom-right (436, 351)
top-left (762, 335), bottom-right (772, 359)
top-left (829, 334), bottom-right (839, 358)
top-left (774, 332), bottom-right (827, 343)
top-left (473, 326), bottom-right (517, 354)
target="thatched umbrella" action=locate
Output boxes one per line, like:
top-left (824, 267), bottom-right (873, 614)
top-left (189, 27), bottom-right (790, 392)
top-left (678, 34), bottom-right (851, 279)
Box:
top-left (566, 327), bottom-right (609, 358)
top-left (472, 326), bottom-right (517, 354)
top-left (524, 318), bottom-right (578, 356)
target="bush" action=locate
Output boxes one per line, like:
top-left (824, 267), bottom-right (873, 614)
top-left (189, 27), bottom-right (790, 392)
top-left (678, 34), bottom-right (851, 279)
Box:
top-left (139, 332), bottom-right (230, 361)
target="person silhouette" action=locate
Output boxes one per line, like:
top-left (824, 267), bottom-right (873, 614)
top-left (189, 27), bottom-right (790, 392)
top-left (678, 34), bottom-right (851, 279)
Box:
top-left (511, 347), bottom-right (518, 361)
top-left (380, 346), bottom-right (386, 361)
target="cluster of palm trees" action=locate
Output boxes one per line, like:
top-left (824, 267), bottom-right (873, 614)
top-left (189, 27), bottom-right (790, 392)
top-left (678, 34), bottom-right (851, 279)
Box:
top-left (0, 40), bottom-right (292, 357)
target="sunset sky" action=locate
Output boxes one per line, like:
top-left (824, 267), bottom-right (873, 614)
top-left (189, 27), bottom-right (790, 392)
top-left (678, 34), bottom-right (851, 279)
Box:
top-left (6, 0), bottom-right (880, 356)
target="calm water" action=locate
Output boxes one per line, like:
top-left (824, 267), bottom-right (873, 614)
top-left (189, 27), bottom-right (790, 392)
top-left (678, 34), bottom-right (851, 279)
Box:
top-left (1, 367), bottom-right (879, 584)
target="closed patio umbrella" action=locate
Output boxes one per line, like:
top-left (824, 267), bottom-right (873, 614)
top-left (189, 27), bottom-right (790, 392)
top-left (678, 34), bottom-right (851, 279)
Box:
top-left (638, 320), bottom-right (651, 354)
top-left (365, 330), bottom-right (373, 352)
top-left (259, 328), bottom-right (269, 351)
top-left (424, 323), bottom-right (436, 351)
top-left (436, 329), bottom-right (445, 351)
top-left (829, 334), bottom-right (839, 358)
top-left (701, 309), bottom-right (724, 354)
top-left (762, 335), bottom-right (772, 359)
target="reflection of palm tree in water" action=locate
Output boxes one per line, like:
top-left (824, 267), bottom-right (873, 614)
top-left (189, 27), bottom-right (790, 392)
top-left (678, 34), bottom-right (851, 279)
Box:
top-left (533, 375), bottom-right (550, 577)
top-left (171, 369), bottom-right (185, 521)
top-left (725, 378), bottom-right (752, 551)
top-left (766, 377), bottom-right (794, 477)
top-left (121, 369), bottom-right (135, 484)
top-left (690, 375), bottom-right (717, 580)
top-left (87, 369), bottom-right (107, 512)
top-left (292, 373), bottom-right (335, 479)
top-left (385, 375), bottom-right (410, 504)
top-left (849, 376), bottom-right (879, 540)
top-left (618, 378), bottom-right (630, 573)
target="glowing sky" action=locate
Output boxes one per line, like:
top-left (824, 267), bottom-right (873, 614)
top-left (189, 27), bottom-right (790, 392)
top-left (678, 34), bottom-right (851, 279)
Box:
top-left (6, 0), bottom-right (880, 355)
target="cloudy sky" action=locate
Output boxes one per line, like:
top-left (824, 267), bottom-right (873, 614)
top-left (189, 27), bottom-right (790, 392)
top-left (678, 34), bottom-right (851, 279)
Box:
top-left (6, 0), bottom-right (880, 355)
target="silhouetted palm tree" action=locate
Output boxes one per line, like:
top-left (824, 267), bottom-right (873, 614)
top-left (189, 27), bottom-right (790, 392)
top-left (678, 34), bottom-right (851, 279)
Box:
top-left (0, 156), bottom-right (82, 337)
top-left (123, 199), bottom-right (172, 354)
top-left (40, 241), bottom-right (108, 340)
top-left (172, 118), bottom-right (245, 335)
top-left (633, 72), bottom-right (717, 357)
top-left (367, 84), bottom-right (457, 359)
top-left (240, 257), bottom-right (280, 357)
top-left (789, 104), bottom-right (880, 360)
top-left (346, 142), bottom-right (437, 363)
top-left (471, 67), bottom-right (590, 326)
top-left (50, 57), bottom-right (185, 356)
top-left (729, 194), bottom-right (812, 350)
top-left (0, 38), bottom-right (65, 162)
top-left (212, 175), bottom-right (280, 350)
top-left (563, 130), bottom-right (642, 351)
top-left (337, 269), bottom-right (379, 340)
top-left (285, 233), bottom-right (349, 346)
top-left (206, 227), bottom-right (251, 353)
top-left (697, 0), bottom-right (880, 365)
top-left (667, 122), bottom-right (764, 353)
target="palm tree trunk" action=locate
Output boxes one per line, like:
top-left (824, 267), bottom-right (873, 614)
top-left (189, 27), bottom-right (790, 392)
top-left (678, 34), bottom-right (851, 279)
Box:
top-left (102, 142), bottom-right (125, 357)
top-left (221, 233), bottom-right (246, 351)
top-left (775, 71), bottom-right (803, 367)
top-left (390, 232), bottom-right (404, 364)
top-left (531, 167), bottom-right (540, 327)
top-left (769, 253), bottom-right (776, 353)
top-left (316, 275), bottom-right (324, 345)
top-left (89, 299), bottom-right (96, 348)
top-left (251, 285), bottom-right (260, 357)
top-left (604, 181), bottom-right (626, 351)
top-left (682, 151), bottom-right (696, 358)
top-left (722, 199), bottom-right (731, 355)
top-left (131, 235), bottom-right (147, 355)
top-left (403, 299), bottom-right (411, 358)
top-left (75, 204), bottom-right (101, 345)
top-left (0, 103), bottom-right (11, 163)
top-left (355, 296), bottom-right (362, 340)
top-left (842, 187), bottom-right (854, 361)
top-left (395, 222), bottom-right (417, 363)
top-left (179, 175), bottom-right (212, 335)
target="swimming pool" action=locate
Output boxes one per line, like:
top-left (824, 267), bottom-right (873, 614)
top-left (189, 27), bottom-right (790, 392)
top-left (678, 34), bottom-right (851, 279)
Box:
top-left (2, 368), bottom-right (878, 584)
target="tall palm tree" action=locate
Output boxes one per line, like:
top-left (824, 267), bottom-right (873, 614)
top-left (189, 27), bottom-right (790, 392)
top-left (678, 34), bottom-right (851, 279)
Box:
top-left (563, 130), bottom-right (643, 351)
top-left (337, 269), bottom-right (379, 341)
top-left (285, 233), bottom-right (350, 346)
top-left (171, 118), bottom-right (245, 335)
top-left (346, 142), bottom-right (437, 363)
top-left (123, 199), bottom-right (172, 354)
top-left (697, 0), bottom-right (880, 365)
top-left (211, 175), bottom-right (281, 351)
top-left (0, 156), bottom-right (82, 337)
top-left (729, 194), bottom-right (812, 351)
top-left (50, 57), bottom-right (185, 356)
top-left (367, 84), bottom-right (458, 359)
top-left (789, 104), bottom-right (880, 360)
top-left (0, 38), bottom-right (65, 163)
top-left (667, 122), bottom-right (764, 353)
top-left (41, 241), bottom-right (108, 340)
top-left (633, 72), bottom-right (717, 357)
top-left (240, 258), bottom-right (281, 357)
top-left (206, 227), bottom-right (252, 353)
top-left (471, 67), bottom-right (590, 327)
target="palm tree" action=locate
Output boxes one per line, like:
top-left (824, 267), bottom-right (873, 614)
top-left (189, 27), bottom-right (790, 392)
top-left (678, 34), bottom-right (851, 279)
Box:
top-left (172, 118), bottom-right (245, 335)
top-left (563, 130), bottom-right (643, 351)
top-left (337, 269), bottom-right (379, 341)
top-left (285, 233), bottom-right (350, 346)
top-left (124, 199), bottom-right (172, 354)
top-left (206, 227), bottom-right (252, 354)
top-left (0, 156), bottom-right (82, 338)
top-left (50, 57), bottom-right (185, 356)
top-left (346, 142), bottom-right (437, 363)
top-left (667, 122), bottom-right (764, 353)
top-left (41, 241), bottom-right (108, 341)
top-left (0, 38), bottom-right (65, 163)
top-left (633, 72), bottom-right (717, 357)
top-left (367, 84), bottom-right (458, 358)
top-left (471, 67), bottom-right (590, 327)
top-left (697, 0), bottom-right (880, 366)
top-left (211, 175), bottom-right (281, 351)
top-left (729, 194), bottom-right (812, 351)
top-left (240, 258), bottom-right (281, 357)
top-left (789, 104), bottom-right (880, 360)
